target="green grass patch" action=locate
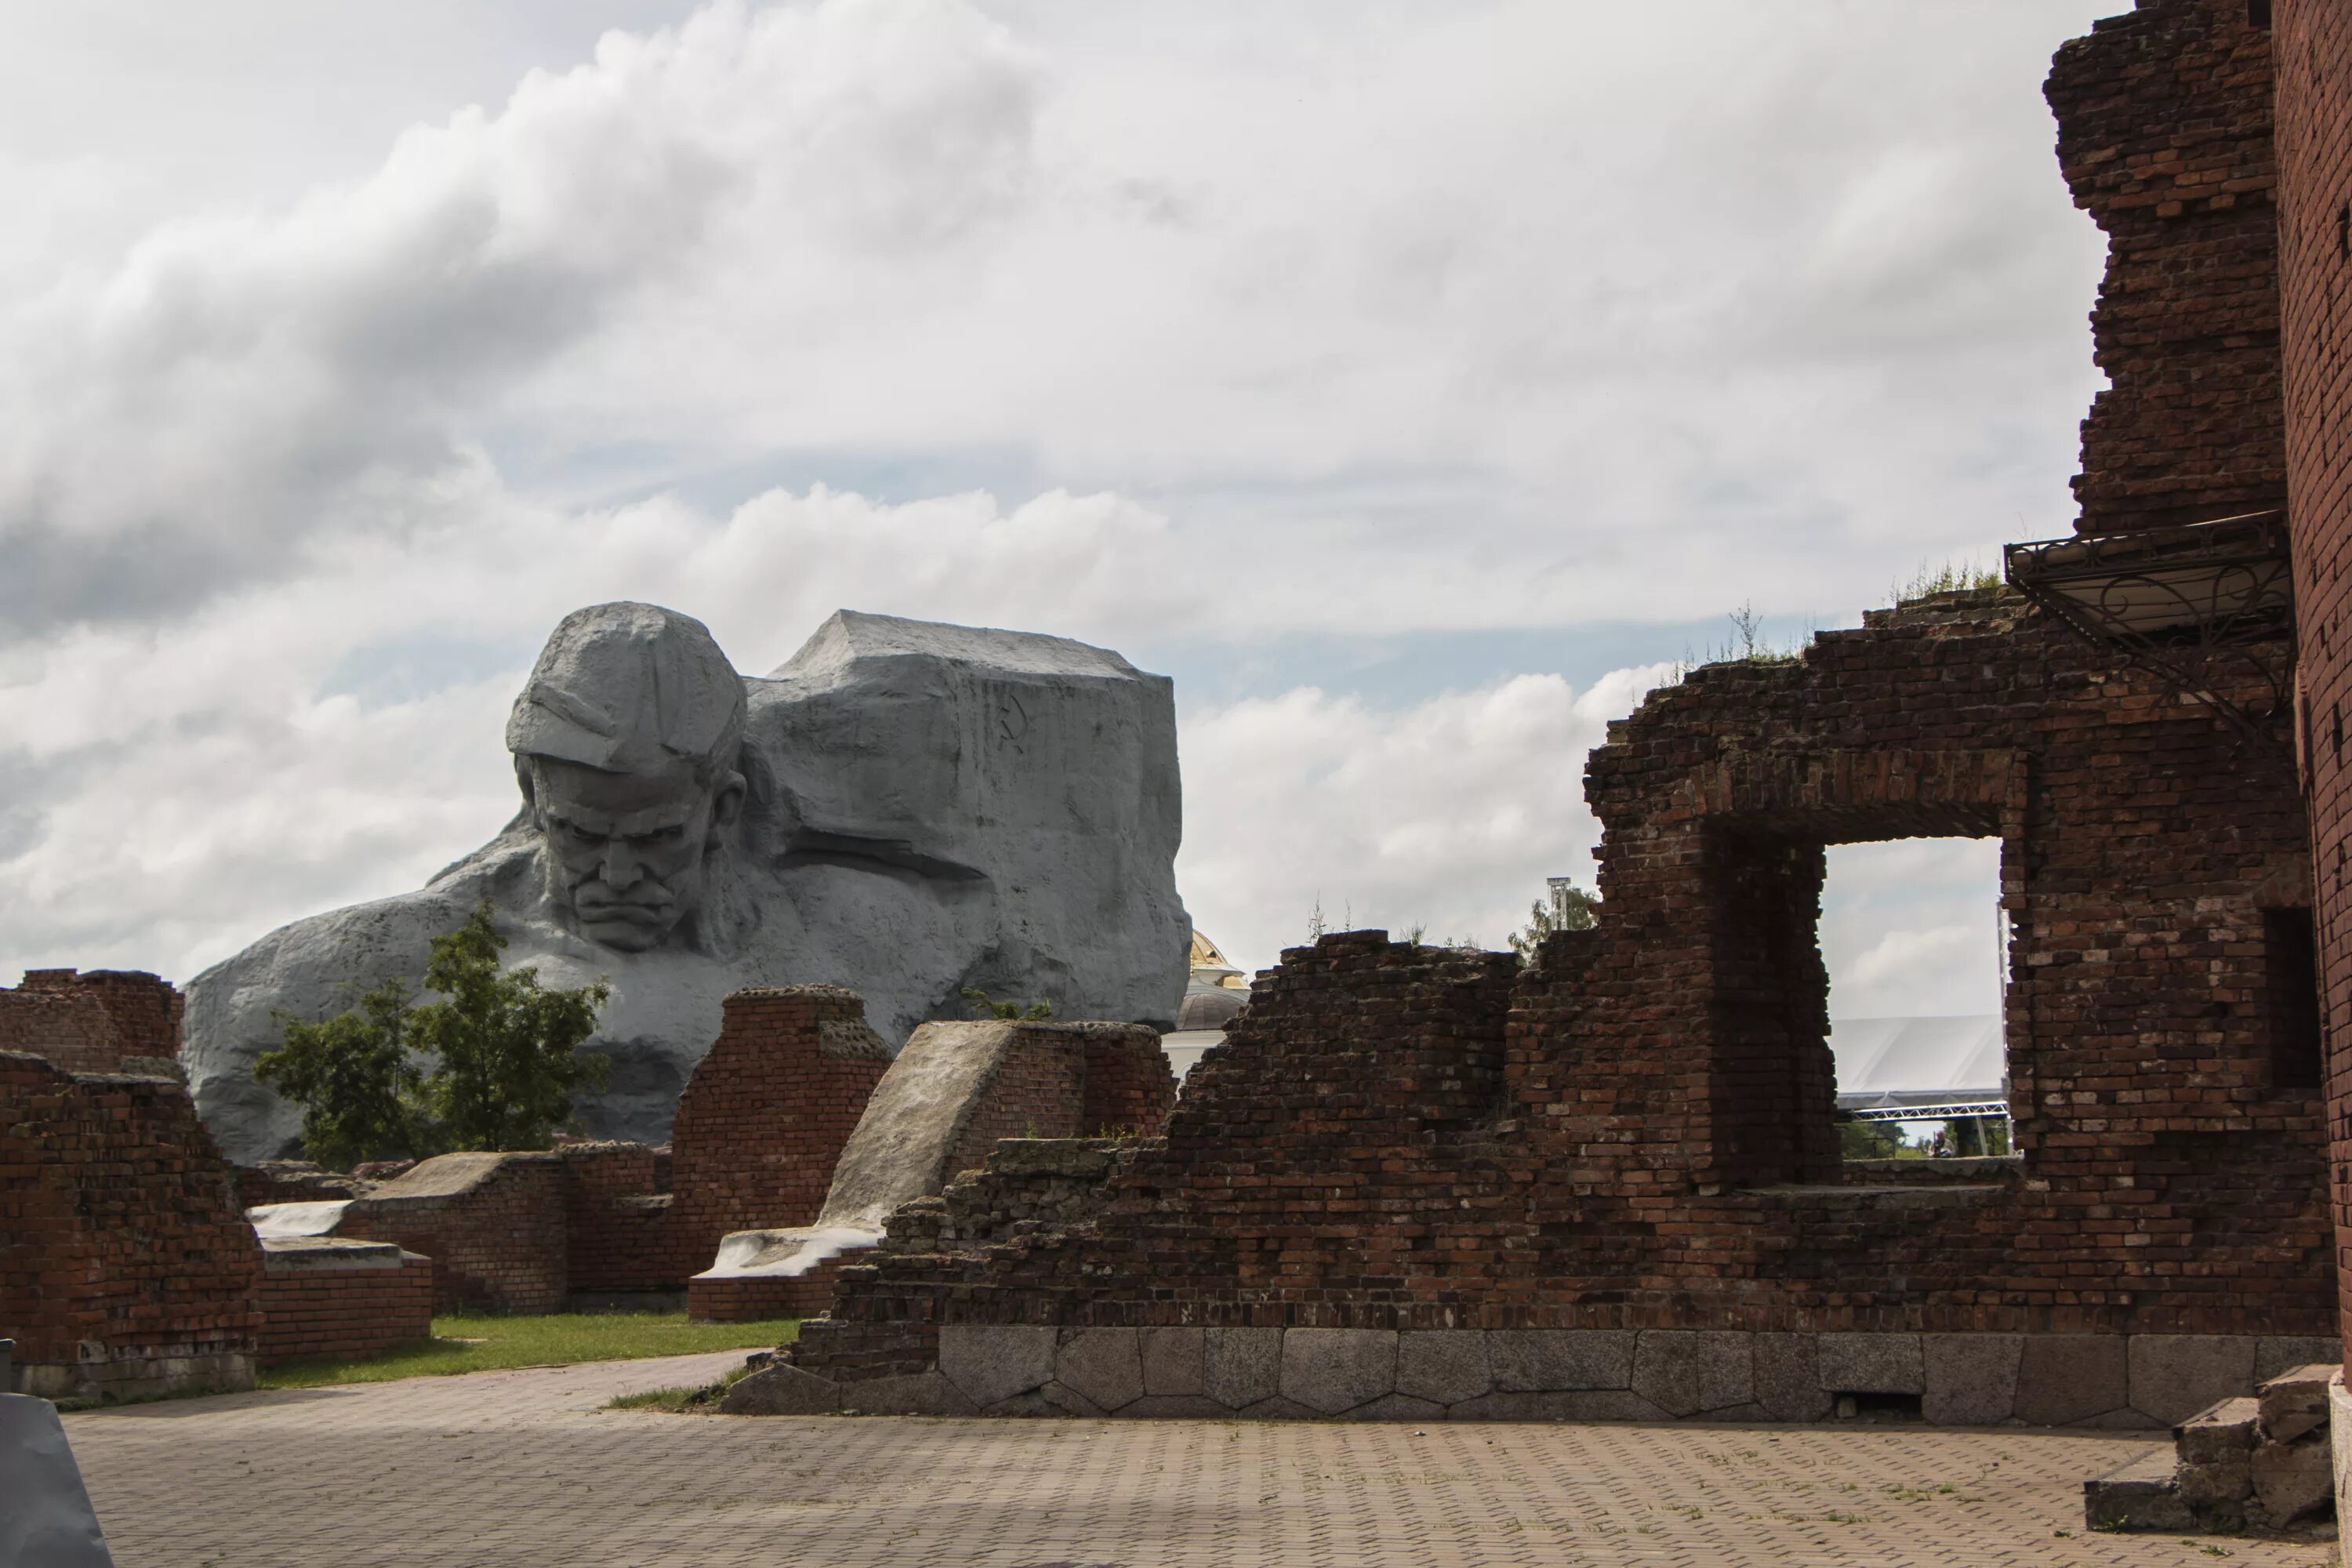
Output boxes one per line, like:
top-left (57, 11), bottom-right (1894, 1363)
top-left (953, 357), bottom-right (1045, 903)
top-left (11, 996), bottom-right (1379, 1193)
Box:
top-left (604, 1363), bottom-right (756, 1414)
top-left (257, 1312), bottom-right (798, 1389)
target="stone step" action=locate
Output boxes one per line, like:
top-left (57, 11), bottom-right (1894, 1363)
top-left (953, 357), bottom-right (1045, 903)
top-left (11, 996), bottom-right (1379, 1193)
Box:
top-left (2257, 1363), bottom-right (2338, 1445)
top-left (2175, 1396), bottom-right (2260, 1463)
top-left (2084, 1447), bottom-right (2193, 1533)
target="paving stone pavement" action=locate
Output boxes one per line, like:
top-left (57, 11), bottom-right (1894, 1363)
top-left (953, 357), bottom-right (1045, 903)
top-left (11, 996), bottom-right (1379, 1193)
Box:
top-left (64, 1352), bottom-right (2339, 1568)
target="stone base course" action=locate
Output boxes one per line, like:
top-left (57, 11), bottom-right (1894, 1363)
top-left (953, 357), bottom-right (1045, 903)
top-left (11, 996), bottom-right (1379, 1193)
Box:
top-left (739, 1325), bottom-right (2336, 1425)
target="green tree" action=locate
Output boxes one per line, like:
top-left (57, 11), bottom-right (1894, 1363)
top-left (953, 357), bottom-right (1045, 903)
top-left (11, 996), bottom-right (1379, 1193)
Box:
top-left (1837, 1116), bottom-right (1903, 1161)
top-left (411, 902), bottom-right (612, 1152)
top-left (960, 985), bottom-right (1053, 1022)
top-left (1508, 881), bottom-right (1599, 964)
top-left (256, 977), bottom-right (429, 1168)
top-left (256, 900), bottom-right (609, 1167)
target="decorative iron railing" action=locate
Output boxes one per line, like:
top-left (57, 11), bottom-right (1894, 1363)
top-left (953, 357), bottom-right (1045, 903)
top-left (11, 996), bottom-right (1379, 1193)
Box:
top-left (2003, 510), bottom-right (2294, 750)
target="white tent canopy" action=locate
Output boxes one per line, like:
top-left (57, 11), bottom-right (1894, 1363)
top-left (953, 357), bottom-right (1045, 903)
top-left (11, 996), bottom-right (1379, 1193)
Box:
top-left (1830, 1015), bottom-right (2005, 1116)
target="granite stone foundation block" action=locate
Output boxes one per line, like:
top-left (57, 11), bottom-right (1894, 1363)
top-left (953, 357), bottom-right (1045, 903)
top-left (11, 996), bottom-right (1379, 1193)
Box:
top-left (717, 1363), bottom-right (843, 1415)
top-left (1055, 1328), bottom-right (1144, 1412)
top-left (2014, 1334), bottom-right (2127, 1426)
top-left (1488, 1330), bottom-right (1634, 1394)
top-left (939, 1324), bottom-right (1058, 1409)
top-left (1922, 1334), bottom-right (2023, 1427)
top-left (1631, 1331), bottom-right (1752, 1417)
top-left (1038, 1380), bottom-right (1105, 1418)
top-left (1753, 1334), bottom-right (1832, 1423)
top-left (1281, 1329), bottom-right (1397, 1416)
top-left (1204, 1327), bottom-right (1283, 1410)
top-left (2130, 1335), bottom-right (2258, 1426)
top-left (2256, 1338), bottom-right (2343, 1385)
top-left (1141, 1328), bottom-right (1205, 1398)
top-left (1817, 1333), bottom-right (1922, 1396)
top-left (1397, 1332), bottom-right (1490, 1406)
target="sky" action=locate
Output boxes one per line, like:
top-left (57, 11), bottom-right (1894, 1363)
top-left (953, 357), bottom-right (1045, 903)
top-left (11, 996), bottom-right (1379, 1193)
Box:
top-left (0, 0), bottom-right (2113, 1020)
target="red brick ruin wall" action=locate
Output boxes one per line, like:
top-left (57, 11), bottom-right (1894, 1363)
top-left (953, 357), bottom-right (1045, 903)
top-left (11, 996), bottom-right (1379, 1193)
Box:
top-left (555, 1141), bottom-right (676, 1294)
top-left (1080, 1025), bottom-right (1181, 1138)
top-left (0, 970), bottom-right (184, 1076)
top-left (665, 985), bottom-right (890, 1276)
top-left (1, 1051), bottom-right (260, 1397)
top-left (343, 1156), bottom-right (569, 1314)
top-left (947, 1029), bottom-right (1089, 1176)
top-left (254, 1251), bottom-right (434, 1367)
top-left (2277, 0), bottom-right (2352, 1347)
top-left (2049, 0), bottom-right (2286, 534)
top-left (797, 597), bottom-right (2328, 1380)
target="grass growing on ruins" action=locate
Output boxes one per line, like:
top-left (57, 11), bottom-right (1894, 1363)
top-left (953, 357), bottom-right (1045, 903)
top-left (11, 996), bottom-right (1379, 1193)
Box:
top-left (256, 1312), bottom-right (799, 1389)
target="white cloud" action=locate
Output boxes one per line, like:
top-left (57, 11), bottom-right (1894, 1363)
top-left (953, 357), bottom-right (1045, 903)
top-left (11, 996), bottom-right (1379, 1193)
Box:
top-left (1175, 666), bottom-right (1673, 974)
top-left (1821, 839), bottom-right (2005, 1018)
top-left (0, 0), bottom-right (2122, 986)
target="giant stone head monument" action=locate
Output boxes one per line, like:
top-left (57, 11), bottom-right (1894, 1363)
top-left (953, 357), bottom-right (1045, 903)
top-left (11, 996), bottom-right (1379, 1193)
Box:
top-left (182, 604), bottom-right (1191, 1163)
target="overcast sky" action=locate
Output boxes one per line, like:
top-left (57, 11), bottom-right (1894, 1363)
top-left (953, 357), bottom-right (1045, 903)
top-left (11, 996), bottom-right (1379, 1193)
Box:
top-left (0, 0), bottom-right (2114, 1019)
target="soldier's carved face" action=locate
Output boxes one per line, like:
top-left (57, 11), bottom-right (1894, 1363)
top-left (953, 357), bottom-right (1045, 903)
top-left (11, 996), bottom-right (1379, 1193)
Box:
top-left (528, 754), bottom-right (745, 952)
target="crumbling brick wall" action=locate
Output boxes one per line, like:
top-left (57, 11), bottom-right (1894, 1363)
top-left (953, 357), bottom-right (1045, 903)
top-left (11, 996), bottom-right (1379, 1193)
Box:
top-left (2275, 0), bottom-right (2352, 1348)
top-left (665, 986), bottom-right (891, 1276)
top-left (0, 1050), bottom-right (260, 1401)
top-left (793, 593), bottom-right (2329, 1386)
top-left (1079, 1025), bottom-right (1181, 1137)
top-left (555, 1140), bottom-right (677, 1294)
top-left (0, 970), bottom-right (184, 1077)
top-left (2047, 0), bottom-right (2286, 534)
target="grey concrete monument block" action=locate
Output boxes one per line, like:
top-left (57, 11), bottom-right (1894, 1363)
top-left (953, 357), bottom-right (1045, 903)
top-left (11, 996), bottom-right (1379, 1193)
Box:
top-left (2129, 1335), bottom-right (2258, 1426)
top-left (1396, 1332), bottom-right (1490, 1406)
top-left (718, 1363), bottom-right (843, 1415)
top-left (1204, 1327), bottom-right (1283, 1410)
top-left (841, 1371), bottom-right (978, 1417)
top-left (2012, 1334), bottom-right (2126, 1425)
top-left (1141, 1328), bottom-right (1205, 1398)
top-left (183, 605), bottom-right (1190, 1160)
top-left (1487, 1330), bottom-right (1635, 1393)
top-left (1281, 1329), bottom-right (1396, 1416)
top-left (1752, 1334), bottom-right (1832, 1423)
top-left (1631, 1331), bottom-right (1752, 1418)
top-left (939, 1324), bottom-right (1058, 1410)
top-left (1055, 1328), bottom-right (1145, 1412)
top-left (1816, 1333), bottom-right (1922, 1396)
top-left (1921, 1334), bottom-right (2023, 1426)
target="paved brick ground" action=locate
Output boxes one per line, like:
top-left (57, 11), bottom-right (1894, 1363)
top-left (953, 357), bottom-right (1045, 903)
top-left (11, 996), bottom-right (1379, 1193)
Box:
top-left (65, 1353), bottom-right (2336, 1568)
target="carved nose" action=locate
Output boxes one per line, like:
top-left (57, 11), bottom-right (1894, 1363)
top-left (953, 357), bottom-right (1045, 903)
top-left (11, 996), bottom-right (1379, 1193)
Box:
top-left (600, 840), bottom-right (644, 888)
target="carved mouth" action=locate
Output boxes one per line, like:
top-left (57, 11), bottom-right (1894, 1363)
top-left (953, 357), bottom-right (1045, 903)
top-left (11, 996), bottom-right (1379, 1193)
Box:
top-left (576, 901), bottom-right (669, 927)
